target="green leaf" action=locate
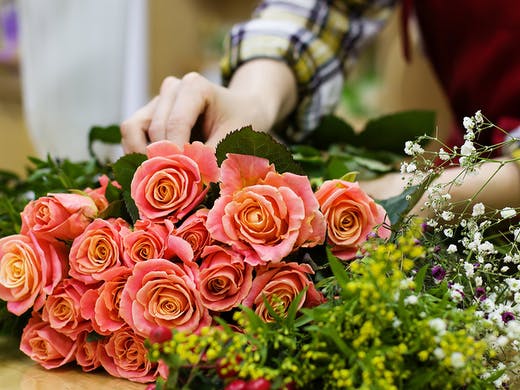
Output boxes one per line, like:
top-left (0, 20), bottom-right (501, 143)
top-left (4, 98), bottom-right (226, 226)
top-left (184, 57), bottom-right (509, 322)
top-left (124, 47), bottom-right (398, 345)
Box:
top-left (98, 199), bottom-right (124, 220)
top-left (122, 190), bottom-right (140, 224)
top-left (327, 248), bottom-right (349, 288)
top-left (339, 171), bottom-right (358, 182)
top-left (414, 265), bottom-right (428, 293)
top-left (216, 126), bottom-right (305, 175)
top-left (378, 172), bottom-right (438, 231)
top-left (88, 124), bottom-right (122, 158)
top-left (284, 288), bottom-right (307, 329)
top-left (355, 110), bottom-right (436, 154)
top-left (104, 181), bottom-right (121, 203)
top-left (307, 115), bottom-right (357, 149)
top-left (351, 156), bottom-right (393, 172)
top-left (377, 185), bottom-right (417, 227)
top-left (112, 153), bottom-right (147, 192)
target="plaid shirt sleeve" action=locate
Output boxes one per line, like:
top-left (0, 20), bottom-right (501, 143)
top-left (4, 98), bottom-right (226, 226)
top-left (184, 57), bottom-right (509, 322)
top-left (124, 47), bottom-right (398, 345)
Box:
top-left (220, 0), bottom-right (396, 142)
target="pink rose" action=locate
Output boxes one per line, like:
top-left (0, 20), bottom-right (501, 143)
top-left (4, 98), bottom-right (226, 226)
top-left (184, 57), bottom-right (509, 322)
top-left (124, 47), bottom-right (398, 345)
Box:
top-left (99, 326), bottom-right (167, 383)
top-left (80, 266), bottom-right (132, 335)
top-left (42, 278), bottom-right (92, 340)
top-left (69, 218), bottom-right (128, 284)
top-left (84, 174), bottom-right (121, 212)
top-left (120, 219), bottom-right (193, 267)
top-left (207, 154), bottom-right (326, 265)
top-left (120, 259), bottom-right (211, 337)
top-left (21, 193), bottom-right (98, 242)
top-left (198, 245), bottom-right (253, 311)
top-left (175, 208), bottom-right (212, 261)
top-left (131, 141), bottom-right (219, 222)
top-left (243, 261), bottom-right (325, 323)
top-left (0, 233), bottom-right (66, 315)
top-left (315, 180), bottom-right (390, 261)
top-left (75, 331), bottom-right (102, 372)
top-left (20, 311), bottom-right (76, 369)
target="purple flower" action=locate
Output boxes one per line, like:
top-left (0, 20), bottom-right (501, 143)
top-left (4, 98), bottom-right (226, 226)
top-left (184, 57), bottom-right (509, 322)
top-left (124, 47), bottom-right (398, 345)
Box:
top-left (475, 287), bottom-right (486, 301)
top-left (366, 231), bottom-right (378, 240)
top-left (431, 265), bottom-right (446, 281)
top-left (502, 311), bottom-right (515, 324)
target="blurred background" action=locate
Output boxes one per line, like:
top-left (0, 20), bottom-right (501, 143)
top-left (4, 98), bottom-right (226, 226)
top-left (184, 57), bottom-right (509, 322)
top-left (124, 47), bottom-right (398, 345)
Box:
top-left (0, 0), bottom-right (452, 177)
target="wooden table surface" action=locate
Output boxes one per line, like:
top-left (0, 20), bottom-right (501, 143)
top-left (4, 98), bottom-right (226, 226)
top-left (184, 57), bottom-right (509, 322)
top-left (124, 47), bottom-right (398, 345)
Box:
top-left (0, 336), bottom-right (146, 390)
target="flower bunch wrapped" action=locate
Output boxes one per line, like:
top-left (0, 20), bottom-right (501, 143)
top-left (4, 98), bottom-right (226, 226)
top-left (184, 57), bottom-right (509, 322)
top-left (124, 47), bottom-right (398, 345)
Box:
top-left (0, 126), bottom-right (391, 384)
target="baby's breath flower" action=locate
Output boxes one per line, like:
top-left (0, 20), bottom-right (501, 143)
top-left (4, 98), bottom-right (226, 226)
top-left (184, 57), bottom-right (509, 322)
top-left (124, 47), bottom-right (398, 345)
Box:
top-left (474, 110), bottom-right (484, 124)
top-left (441, 211), bottom-right (454, 221)
top-left (443, 228), bottom-right (453, 238)
top-left (404, 295), bottom-right (418, 305)
top-left (463, 262), bottom-right (474, 277)
top-left (463, 116), bottom-right (475, 131)
top-left (472, 202), bottom-right (485, 217)
top-left (438, 148), bottom-right (450, 161)
top-left (500, 207), bottom-right (517, 219)
top-left (446, 244), bottom-right (457, 254)
top-left (514, 228), bottom-right (520, 242)
top-left (461, 140), bottom-right (476, 156)
top-left (404, 141), bottom-right (424, 156)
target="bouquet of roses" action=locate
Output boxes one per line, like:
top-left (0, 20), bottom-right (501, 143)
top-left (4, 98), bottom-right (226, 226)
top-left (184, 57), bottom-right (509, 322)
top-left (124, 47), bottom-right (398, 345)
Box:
top-left (0, 126), bottom-right (391, 384)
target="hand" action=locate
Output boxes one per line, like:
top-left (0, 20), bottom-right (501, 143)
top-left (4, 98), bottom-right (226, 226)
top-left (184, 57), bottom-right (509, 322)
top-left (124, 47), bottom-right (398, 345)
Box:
top-left (120, 60), bottom-right (298, 154)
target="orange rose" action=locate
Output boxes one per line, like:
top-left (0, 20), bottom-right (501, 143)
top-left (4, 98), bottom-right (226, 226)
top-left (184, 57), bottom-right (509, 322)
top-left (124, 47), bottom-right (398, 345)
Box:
top-left (0, 233), bottom-right (66, 315)
top-left (99, 326), bottom-right (167, 383)
top-left (21, 193), bottom-right (97, 242)
top-left (75, 331), bottom-right (102, 372)
top-left (120, 259), bottom-right (211, 337)
top-left (315, 180), bottom-right (390, 261)
top-left (198, 245), bottom-right (253, 311)
top-left (243, 261), bottom-right (325, 322)
top-left (69, 218), bottom-right (128, 284)
top-left (20, 311), bottom-right (77, 369)
top-left (175, 208), bottom-right (212, 261)
top-left (207, 154), bottom-right (325, 265)
top-left (42, 278), bottom-right (92, 340)
top-left (131, 141), bottom-right (219, 222)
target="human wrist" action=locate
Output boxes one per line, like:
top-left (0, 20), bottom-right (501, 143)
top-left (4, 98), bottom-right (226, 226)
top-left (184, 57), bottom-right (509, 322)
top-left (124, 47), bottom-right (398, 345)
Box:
top-left (228, 59), bottom-right (298, 131)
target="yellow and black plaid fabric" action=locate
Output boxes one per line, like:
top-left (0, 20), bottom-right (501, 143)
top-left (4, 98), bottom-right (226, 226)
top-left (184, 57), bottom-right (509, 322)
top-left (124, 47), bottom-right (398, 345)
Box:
top-left (221, 0), bottom-right (396, 141)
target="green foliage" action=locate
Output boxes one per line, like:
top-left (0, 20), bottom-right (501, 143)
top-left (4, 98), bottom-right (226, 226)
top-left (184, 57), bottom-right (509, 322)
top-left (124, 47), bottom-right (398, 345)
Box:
top-left (215, 126), bottom-right (306, 175)
top-left (307, 110), bottom-right (436, 154)
top-left (88, 124), bottom-right (122, 158)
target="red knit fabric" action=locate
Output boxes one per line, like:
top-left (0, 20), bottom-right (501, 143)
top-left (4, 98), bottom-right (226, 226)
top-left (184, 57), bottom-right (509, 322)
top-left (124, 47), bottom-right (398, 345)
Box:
top-left (408, 1), bottom-right (520, 148)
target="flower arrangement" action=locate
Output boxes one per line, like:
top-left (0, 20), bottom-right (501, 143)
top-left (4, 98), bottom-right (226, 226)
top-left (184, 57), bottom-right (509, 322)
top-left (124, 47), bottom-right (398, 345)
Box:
top-left (1, 110), bottom-right (519, 389)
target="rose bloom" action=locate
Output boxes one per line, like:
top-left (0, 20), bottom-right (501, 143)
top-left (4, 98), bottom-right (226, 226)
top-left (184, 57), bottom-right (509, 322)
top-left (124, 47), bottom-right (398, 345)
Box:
top-left (42, 278), bottom-right (92, 340)
top-left (207, 154), bottom-right (326, 265)
top-left (131, 140), bottom-right (219, 222)
top-left (120, 219), bottom-right (193, 267)
top-left (0, 233), bottom-right (66, 315)
top-left (20, 311), bottom-right (77, 369)
top-left (175, 208), bottom-right (212, 261)
top-left (243, 261), bottom-right (325, 323)
top-left (84, 174), bottom-right (121, 212)
top-left (80, 266), bottom-right (132, 335)
top-left (75, 331), bottom-right (102, 372)
top-left (315, 179), bottom-right (390, 261)
top-left (99, 326), bottom-right (167, 383)
top-left (120, 259), bottom-right (211, 337)
top-left (69, 218), bottom-right (128, 284)
top-left (198, 245), bottom-right (253, 311)
top-left (20, 192), bottom-right (98, 242)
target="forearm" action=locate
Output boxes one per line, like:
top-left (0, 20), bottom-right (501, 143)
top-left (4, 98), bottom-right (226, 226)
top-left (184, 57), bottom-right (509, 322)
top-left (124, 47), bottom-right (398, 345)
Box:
top-left (413, 159), bottom-right (520, 217)
top-left (228, 59), bottom-right (298, 131)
